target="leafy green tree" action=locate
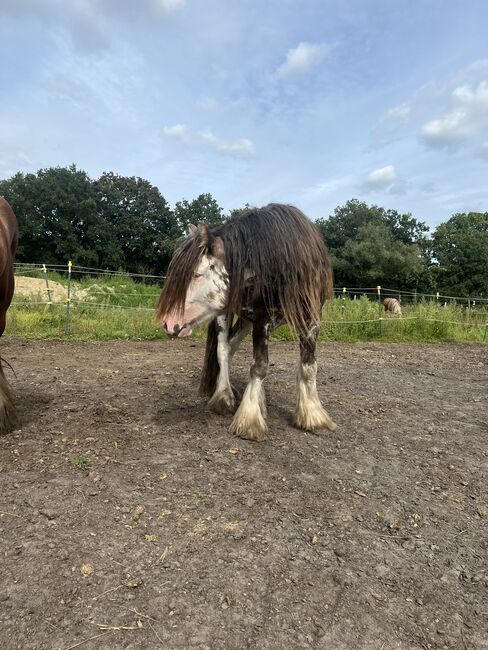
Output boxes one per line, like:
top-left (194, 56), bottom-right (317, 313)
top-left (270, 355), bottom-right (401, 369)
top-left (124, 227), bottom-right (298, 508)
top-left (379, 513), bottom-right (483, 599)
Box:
top-left (0, 165), bottom-right (117, 267)
top-left (173, 193), bottom-right (225, 233)
top-left (431, 212), bottom-right (488, 296)
top-left (316, 199), bottom-right (432, 290)
top-left (332, 222), bottom-right (428, 289)
top-left (93, 172), bottom-right (177, 274)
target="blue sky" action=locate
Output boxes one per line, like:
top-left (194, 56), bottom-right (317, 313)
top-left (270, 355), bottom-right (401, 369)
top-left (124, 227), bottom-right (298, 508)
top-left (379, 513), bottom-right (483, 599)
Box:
top-left (1, 0), bottom-right (488, 229)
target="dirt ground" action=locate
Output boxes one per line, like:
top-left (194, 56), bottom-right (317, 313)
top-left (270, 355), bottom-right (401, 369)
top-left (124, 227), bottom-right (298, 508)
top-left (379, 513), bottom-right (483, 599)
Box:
top-left (0, 339), bottom-right (487, 650)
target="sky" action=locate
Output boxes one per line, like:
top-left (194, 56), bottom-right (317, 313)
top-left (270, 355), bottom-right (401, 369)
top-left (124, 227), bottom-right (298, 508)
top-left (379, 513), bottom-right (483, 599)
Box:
top-left (1, 0), bottom-right (488, 229)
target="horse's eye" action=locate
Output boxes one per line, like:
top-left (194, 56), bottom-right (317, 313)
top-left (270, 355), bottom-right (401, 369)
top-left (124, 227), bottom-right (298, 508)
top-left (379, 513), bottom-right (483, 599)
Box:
top-left (193, 272), bottom-right (202, 279)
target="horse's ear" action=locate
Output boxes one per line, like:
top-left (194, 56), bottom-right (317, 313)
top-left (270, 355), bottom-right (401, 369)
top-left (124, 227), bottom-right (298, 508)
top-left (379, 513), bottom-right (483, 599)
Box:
top-left (211, 236), bottom-right (225, 261)
top-left (197, 222), bottom-right (210, 247)
top-left (187, 223), bottom-right (198, 237)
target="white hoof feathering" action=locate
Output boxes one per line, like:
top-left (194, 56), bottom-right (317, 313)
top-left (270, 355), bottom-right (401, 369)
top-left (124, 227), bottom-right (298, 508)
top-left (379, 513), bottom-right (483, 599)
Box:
top-left (229, 378), bottom-right (267, 441)
top-left (294, 362), bottom-right (336, 432)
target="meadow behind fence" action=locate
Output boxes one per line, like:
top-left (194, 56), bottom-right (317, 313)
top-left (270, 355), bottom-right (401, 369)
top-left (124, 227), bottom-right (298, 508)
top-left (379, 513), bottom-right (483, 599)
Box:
top-left (6, 263), bottom-right (488, 343)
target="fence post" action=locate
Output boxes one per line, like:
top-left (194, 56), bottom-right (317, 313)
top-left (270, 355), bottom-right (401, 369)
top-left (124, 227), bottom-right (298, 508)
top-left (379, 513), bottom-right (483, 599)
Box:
top-left (342, 287), bottom-right (347, 300)
top-left (42, 263), bottom-right (53, 312)
top-left (64, 260), bottom-right (72, 336)
top-left (377, 286), bottom-right (382, 336)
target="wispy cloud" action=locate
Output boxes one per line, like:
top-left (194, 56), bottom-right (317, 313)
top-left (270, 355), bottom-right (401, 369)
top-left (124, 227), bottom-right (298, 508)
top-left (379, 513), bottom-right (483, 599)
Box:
top-left (420, 80), bottom-right (488, 150)
top-left (163, 124), bottom-right (256, 158)
top-left (275, 41), bottom-right (334, 79)
top-left (146, 0), bottom-right (186, 17)
top-left (385, 103), bottom-right (411, 121)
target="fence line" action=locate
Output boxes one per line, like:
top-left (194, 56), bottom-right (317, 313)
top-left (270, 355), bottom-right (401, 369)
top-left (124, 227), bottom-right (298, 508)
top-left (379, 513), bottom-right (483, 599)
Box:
top-left (9, 261), bottom-right (488, 340)
top-left (14, 262), bottom-right (488, 303)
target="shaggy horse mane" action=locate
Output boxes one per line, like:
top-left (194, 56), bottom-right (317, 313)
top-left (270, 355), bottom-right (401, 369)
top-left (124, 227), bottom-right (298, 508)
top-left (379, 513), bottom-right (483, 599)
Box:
top-left (157, 203), bottom-right (333, 332)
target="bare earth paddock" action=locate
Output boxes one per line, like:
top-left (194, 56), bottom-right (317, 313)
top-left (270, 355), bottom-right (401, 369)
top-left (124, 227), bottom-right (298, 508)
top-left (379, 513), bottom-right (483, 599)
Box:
top-left (0, 339), bottom-right (487, 650)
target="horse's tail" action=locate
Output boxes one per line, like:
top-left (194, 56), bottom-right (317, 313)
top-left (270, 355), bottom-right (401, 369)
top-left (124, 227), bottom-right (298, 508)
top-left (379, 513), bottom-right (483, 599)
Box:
top-left (199, 319), bottom-right (219, 397)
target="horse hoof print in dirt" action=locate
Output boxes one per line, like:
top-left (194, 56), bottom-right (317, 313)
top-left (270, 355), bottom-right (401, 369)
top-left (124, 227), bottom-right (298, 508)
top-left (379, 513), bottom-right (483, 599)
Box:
top-left (157, 203), bottom-right (337, 441)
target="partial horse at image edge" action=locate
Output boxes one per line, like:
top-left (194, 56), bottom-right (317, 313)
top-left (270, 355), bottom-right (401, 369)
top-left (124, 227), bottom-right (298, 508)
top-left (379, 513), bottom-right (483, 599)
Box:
top-left (0, 197), bottom-right (18, 433)
top-left (156, 203), bottom-right (336, 441)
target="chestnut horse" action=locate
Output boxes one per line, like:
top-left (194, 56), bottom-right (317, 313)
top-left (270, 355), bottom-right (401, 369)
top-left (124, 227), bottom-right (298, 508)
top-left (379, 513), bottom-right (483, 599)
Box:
top-left (0, 197), bottom-right (18, 433)
top-left (156, 203), bottom-right (336, 441)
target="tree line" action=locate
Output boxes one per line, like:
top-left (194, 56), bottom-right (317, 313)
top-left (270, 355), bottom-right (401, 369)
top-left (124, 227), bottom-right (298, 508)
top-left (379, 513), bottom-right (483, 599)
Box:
top-left (1, 165), bottom-right (487, 297)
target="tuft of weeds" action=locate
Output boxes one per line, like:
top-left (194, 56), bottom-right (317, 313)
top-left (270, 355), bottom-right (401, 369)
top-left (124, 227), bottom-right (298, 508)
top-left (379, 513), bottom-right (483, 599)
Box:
top-left (71, 455), bottom-right (90, 470)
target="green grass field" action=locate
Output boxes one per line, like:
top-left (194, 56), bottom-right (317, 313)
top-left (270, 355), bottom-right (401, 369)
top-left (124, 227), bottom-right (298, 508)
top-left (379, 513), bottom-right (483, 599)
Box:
top-left (6, 269), bottom-right (488, 343)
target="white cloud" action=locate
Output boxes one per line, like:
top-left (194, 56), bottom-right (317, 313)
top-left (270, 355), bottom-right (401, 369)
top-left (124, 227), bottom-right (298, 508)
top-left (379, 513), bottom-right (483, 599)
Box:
top-left (276, 42), bottom-right (333, 79)
top-left (362, 165), bottom-right (407, 195)
top-left (420, 80), bottom-right (488, 149)
top-left (147, 0), bottom-right (185, 17)
top-left (163, 124), bottom-right (256, 158)
top-left (163, 123), bottom-right (190, 142)
top-left (365, 164), bottom-right (397, 188)
top-left (385, 103), bottom-right (411, 121)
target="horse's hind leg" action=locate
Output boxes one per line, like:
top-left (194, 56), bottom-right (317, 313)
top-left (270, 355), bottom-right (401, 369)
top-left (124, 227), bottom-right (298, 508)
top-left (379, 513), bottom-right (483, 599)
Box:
top-left (294, 324), bottom-right (336, 432)
top-left (0, 360), bottom-right (16, 433)
top-left (229, 312), bottom-right (269, 442)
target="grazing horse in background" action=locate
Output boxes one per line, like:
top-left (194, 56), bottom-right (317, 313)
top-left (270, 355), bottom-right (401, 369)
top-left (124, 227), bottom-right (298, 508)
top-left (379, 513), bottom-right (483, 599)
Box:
top-left (156, 203), bottom-right (337, 441)
top-left (0, 197), bottom-right (18, 433)
top-left (383, 297), bottom-right (402, 315)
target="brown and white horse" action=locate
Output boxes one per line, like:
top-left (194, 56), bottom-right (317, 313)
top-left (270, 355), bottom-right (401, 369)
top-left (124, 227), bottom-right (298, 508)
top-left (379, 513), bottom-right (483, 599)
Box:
top-left (0, 197), bottom-right (18, 433)
top-left (156, 203), bottom-right (336, 441)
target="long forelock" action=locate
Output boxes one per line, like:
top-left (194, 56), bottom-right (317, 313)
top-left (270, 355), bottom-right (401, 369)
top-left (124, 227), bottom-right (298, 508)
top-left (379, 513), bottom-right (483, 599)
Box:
top-left (156, 236), bottom-right (204, 319)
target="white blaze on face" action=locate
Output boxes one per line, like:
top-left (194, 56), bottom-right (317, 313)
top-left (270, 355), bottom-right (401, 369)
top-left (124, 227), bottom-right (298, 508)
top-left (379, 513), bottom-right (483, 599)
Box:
top-left (164, 252), bottom-right (229, 337)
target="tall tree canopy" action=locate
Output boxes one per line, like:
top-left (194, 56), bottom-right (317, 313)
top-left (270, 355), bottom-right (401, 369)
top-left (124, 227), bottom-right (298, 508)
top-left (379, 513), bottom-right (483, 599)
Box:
top-left (173, 193), bottom-right (225, 234)
top-left (0, 165), bottom-right (114, 267)
top-left (315, 199), bottom-right (432, 290)
top-left (431, 212), bottom-right (488, 296)
top-left (93, 172), bottom-right (177, 274)
top-left (0, 166), bottom-right (181, 274)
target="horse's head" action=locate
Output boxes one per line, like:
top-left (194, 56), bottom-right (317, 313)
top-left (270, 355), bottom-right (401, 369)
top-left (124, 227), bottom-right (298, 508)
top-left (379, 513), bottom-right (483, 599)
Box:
top-left (157, 223), bottom-right (229, 338)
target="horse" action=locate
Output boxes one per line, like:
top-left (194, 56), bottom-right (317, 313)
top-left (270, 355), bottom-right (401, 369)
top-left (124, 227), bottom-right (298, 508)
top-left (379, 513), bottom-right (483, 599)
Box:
top-left (156, 203), bottom-right (337, 441)
top-left (0, 197), bottom-right (18, 433)
top-left (383, 297), bottom-right (402, 315)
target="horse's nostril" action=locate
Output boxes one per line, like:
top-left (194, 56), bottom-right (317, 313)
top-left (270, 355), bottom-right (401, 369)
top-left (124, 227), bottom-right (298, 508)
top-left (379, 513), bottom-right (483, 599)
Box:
top-left (173, 323), bottom-right (181, 335)
top-left (162, 321), bottom-right (169, 333)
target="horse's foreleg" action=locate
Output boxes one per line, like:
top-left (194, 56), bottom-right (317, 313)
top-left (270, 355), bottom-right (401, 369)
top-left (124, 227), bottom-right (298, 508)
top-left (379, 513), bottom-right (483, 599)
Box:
top-left (208, 315), bottom-right (235, 415)
top-left (229, 313), bottom-right (269, 441)
top-left (294, 323), bottom-right (336, 432)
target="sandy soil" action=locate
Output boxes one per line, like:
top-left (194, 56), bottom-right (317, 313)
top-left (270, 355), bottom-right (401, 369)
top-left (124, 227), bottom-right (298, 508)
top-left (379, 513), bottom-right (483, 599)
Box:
top-left (0, 338), bottom-right (487, 650)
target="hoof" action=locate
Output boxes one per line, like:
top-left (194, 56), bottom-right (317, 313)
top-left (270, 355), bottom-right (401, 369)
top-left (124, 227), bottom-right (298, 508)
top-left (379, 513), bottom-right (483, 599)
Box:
top-left (229, 417), bottom-right (267, 442)
top-left (294, 404), bottom-right (337, 432)
top-left (208, 388), bottom-right (235, 415)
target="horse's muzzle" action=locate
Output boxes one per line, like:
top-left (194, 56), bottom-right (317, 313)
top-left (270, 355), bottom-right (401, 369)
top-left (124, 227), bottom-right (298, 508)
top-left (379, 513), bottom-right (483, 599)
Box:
top-left (162, 321), bottom-right (192, 338)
